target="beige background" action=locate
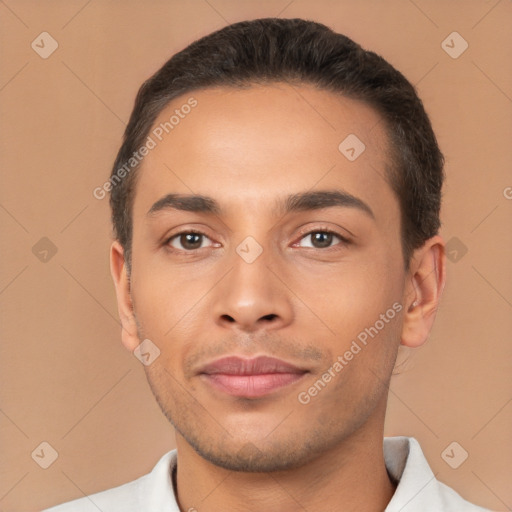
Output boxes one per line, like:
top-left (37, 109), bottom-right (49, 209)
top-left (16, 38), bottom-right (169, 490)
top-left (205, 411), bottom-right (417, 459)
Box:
top-left (0, 1), bottom-right (511, 511)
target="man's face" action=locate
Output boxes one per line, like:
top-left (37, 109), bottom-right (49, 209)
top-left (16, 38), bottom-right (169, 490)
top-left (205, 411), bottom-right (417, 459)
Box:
top-left (126, 84), bottom-right (407, 471)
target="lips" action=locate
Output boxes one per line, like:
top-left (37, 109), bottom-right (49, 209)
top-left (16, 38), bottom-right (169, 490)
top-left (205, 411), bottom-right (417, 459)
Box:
top-left (199, 356), bottom-right (308, 398)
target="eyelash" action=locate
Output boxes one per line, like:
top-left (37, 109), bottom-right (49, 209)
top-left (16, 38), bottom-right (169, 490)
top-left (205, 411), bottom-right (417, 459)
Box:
top-left (295, 227), bottom-right (351, 250)
top-left (164, 227), bottom-right (350, 253)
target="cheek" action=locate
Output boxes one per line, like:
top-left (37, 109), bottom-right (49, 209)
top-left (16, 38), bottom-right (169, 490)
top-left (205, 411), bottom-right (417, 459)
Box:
top-left (286, 252), bottom-right (403, 344)
top-left (312, 312), bottom-right (402, 407)
top-left (131, 258), bottom-right (208, 337)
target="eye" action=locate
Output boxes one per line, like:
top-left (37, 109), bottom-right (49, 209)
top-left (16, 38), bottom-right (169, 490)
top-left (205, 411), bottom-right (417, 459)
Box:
top-left (167, 231), bottom-right (214, 251)
top-left (296, 230), bottom-right (347, 249)
top-left (165, 229), bottom-right (348, 253)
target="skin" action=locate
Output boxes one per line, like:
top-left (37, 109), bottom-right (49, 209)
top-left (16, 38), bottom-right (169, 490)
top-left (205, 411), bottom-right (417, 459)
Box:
top-left (110, 83), bottom-right (446, 512)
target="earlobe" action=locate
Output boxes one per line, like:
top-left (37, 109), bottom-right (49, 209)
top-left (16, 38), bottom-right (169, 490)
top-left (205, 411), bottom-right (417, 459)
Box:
top-left (401, 236), bottom-right (446, 348)
top-left (110, 241), bottom-right (140, 352)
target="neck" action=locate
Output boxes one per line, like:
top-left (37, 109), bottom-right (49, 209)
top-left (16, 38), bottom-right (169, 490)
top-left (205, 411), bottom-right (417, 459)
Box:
top-left (174, 404), bottom-right (395, 512)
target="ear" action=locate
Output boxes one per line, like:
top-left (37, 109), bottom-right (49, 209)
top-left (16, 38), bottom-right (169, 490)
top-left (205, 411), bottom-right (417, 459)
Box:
top-left (401, 235), bottom-right (446, 348)
top-left (110, 241), bottom-right (140, 352)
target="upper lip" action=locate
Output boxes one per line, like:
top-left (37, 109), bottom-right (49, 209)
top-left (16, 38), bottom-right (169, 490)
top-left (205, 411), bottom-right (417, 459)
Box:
top-left (199, 356), bottom-right (307, 376)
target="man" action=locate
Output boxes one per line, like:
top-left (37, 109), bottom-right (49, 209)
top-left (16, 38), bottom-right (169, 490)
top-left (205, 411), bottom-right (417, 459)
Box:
top-left (44, 18), bottom-right (490, 512)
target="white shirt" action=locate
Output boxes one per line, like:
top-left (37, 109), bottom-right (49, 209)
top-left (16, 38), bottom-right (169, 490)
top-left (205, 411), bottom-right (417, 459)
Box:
top-left (43, 437), bottom-right (491, 511)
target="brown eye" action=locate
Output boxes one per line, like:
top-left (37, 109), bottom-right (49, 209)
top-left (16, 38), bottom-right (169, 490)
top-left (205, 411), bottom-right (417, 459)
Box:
top-left (297, 231), bottom-right (343, 249)
top-left (168, 232), bottom-right (211, 251)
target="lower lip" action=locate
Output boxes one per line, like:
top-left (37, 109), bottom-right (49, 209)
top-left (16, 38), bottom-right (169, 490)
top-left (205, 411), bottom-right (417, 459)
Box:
top-left (201, 372), bottom-right (306, 398)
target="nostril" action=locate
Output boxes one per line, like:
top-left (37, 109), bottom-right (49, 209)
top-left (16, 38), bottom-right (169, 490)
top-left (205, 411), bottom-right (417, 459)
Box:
top-left (221, 314), bottom-right (236, 323)
top-left (261, 314), bottom-right (277, 321)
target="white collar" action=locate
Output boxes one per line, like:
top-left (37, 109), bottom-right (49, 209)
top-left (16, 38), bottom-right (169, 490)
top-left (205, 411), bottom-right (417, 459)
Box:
top-left (44, 436), bottom-right (490, 511)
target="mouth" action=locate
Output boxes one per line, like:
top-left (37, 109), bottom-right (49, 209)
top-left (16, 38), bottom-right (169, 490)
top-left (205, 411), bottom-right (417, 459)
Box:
top-left (198, 355), bottom-right (309, 398)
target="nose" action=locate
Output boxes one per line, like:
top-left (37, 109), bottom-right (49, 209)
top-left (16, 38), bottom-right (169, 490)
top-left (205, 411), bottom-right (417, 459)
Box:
top-left (211, 249), bottom-right (294, 333)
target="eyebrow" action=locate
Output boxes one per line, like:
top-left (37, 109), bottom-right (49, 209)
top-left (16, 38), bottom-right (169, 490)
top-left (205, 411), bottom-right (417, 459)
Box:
top-left (147, 190), bottom-right (374, 219)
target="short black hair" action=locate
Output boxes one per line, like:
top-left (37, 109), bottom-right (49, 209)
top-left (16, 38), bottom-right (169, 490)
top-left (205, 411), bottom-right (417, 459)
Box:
top-left (110, 17), bottom-right (444, 269)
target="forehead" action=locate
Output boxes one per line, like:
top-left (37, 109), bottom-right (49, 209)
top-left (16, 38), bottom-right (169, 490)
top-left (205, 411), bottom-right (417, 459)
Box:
top-left (132, 83), bottom-right (397, 223)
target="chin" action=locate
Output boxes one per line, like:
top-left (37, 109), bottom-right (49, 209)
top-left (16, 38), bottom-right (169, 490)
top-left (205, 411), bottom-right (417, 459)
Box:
top-left (183, 434), bottom-right (318, 473)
